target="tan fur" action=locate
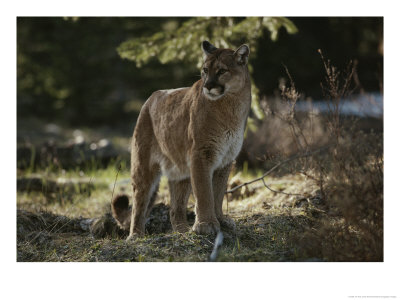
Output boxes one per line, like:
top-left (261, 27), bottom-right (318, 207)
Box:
top-left (112, 41), bottom-right (251, 238)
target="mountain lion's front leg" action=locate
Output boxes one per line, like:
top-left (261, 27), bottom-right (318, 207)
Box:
top-left (213, 163), bottom-right (236, 230)
top-left (168, 178), bottom-right (191, 233)
top-left (190, 156), bottom-right (220, 235)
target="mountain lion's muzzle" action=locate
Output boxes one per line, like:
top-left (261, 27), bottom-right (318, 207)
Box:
top-left (203, 79), bottom-right (225, 100)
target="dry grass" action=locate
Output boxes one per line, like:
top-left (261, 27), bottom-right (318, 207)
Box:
top-left (17, 164), bottom-right (324, 262)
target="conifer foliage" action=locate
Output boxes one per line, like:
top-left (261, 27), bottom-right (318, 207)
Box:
top-left (117, 17), bottom-right (298, 119)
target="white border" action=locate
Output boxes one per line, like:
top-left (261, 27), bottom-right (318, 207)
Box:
top-left (2, 1), bottom-right (399, 299)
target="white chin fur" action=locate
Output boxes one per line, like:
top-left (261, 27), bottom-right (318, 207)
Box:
top-left (203, 89), bottom-right (223, 101)
top-left (204, 93), bottom-right (224, 101)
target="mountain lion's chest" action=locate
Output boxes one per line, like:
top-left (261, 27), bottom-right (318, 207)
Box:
top-left (213, 126), bottom-right (244, 170)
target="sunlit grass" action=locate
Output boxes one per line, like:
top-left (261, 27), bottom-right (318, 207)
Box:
top-left (18, 162), bottom-right (315, 261)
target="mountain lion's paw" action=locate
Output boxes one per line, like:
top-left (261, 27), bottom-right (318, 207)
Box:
top-left (192, 220), bottom-right (220, 235)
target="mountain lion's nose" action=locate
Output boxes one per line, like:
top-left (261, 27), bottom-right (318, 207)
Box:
top-left (204, 81), bottom-right (217, 91)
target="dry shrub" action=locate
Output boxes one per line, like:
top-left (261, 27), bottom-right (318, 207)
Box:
top-left (243, 102), bottom-right (329, 163)
top-left (300, 54), bottom-right (382, 261)
top-left (298, 130), bottom-right (383, 261)
top-left (242, 63), bottom-right (332, 169)
top-left (250, 53), bottom-right (383, 261)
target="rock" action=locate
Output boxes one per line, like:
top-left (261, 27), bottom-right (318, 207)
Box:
top-left (80, 218), bottom-right (94, 231)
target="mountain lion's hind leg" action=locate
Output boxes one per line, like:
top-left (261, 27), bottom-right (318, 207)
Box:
top-left (128, 165), bottom-right (160, 240)
top-left (127, 104), bottom-right (161, 241)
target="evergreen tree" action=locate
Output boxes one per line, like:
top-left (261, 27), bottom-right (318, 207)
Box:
top-left (117, 17), bottom-right (298, 120)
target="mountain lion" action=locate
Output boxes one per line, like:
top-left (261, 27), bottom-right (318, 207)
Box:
top-left (112, 41), bottom-right (251, 239)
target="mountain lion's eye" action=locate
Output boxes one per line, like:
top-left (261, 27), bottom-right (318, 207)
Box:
top-left (218, 69), bottom-right (227, 75)
top-left (203, 68), bottom-right (208, 74)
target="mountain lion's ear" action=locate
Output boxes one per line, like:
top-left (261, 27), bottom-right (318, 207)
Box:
top-left (234, 44), bottom-right (250, 65)
top-left (201, 41), bottom-right (217, 60)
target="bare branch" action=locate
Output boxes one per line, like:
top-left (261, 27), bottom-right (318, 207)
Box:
top-left (261, 177), bottom-right (304, 197)
top-left (225, 145), bottom-right (331, 194)
top-left (111, 164), bottom-right (122, 202)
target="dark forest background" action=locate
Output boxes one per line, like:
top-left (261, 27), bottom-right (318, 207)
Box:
top-left (17, 17), bottom-right (383, 128)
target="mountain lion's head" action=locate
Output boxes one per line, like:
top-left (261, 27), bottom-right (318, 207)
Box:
top-left (201, 41), bottom-right (250, 101)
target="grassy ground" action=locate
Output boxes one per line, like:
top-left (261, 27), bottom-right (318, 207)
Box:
top-left (17, 163), bottom-right (340, 262)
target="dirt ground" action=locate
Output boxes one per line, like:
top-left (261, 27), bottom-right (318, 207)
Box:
top-left (17, 170), bottom-right (332, 262)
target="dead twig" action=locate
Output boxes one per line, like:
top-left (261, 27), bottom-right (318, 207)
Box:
top-left (260, 177), bottom-right (303, 197)
top-left (110, 164), bottom-right (122, 202)
top-left (225, 145), bottom-right (331, 194)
